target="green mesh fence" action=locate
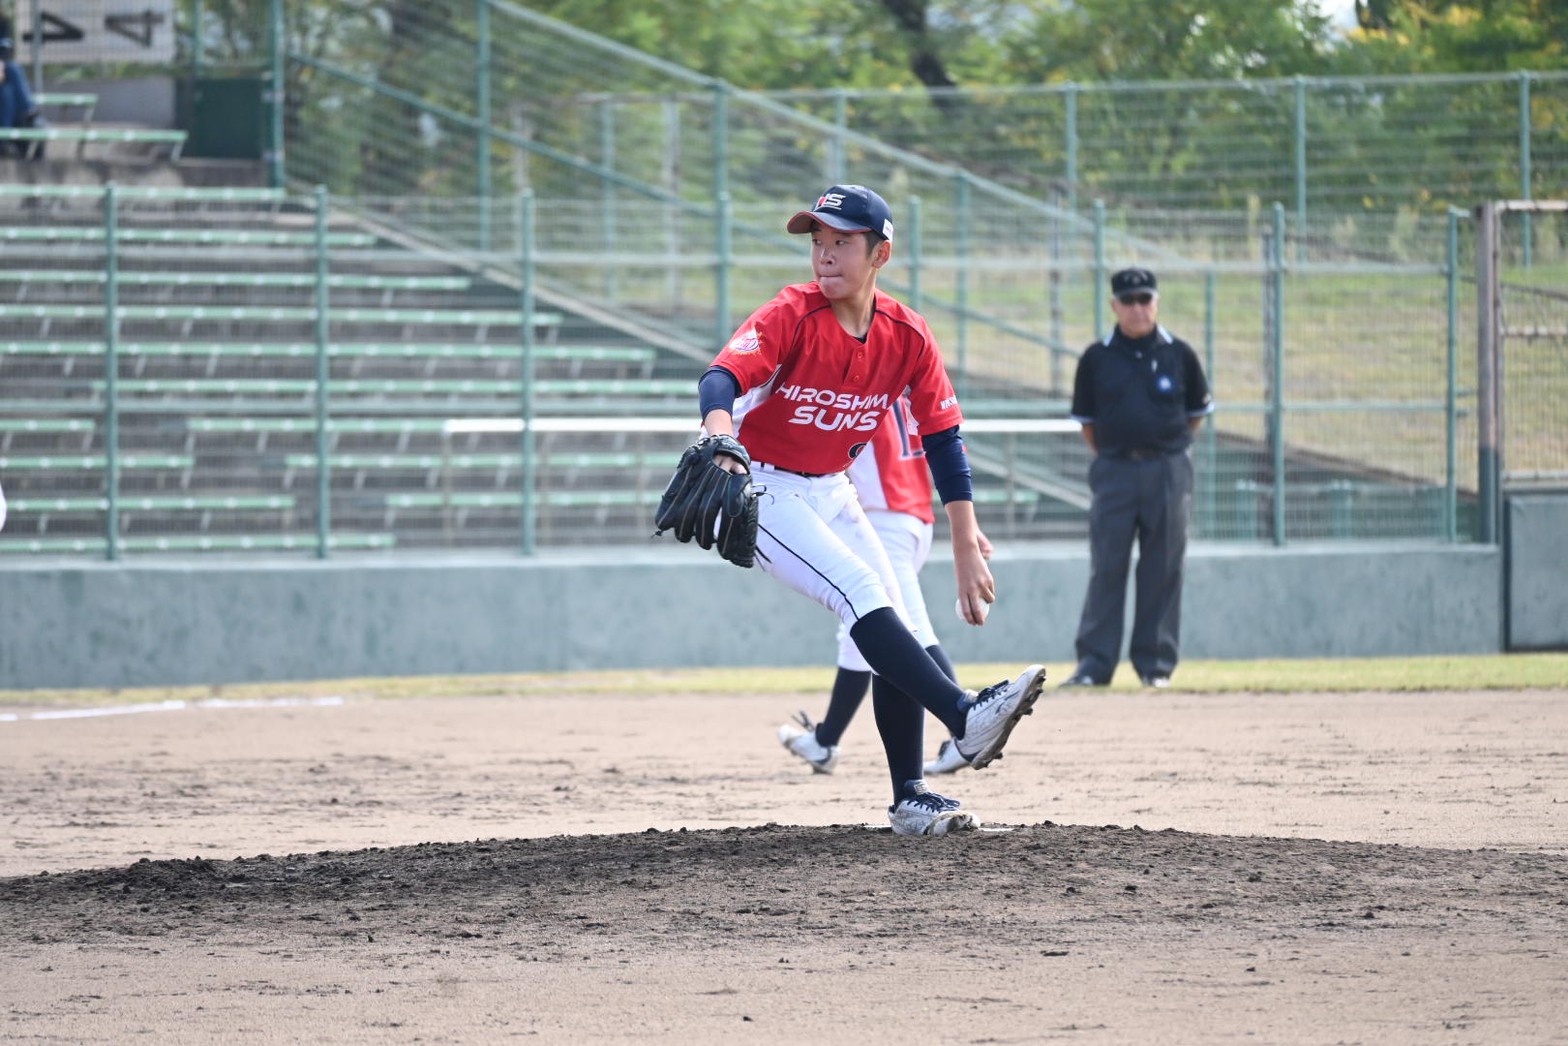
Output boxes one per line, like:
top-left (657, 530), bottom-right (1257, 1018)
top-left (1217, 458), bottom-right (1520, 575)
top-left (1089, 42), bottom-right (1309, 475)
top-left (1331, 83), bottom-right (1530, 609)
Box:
top-left (0, 187), bottom-right (1494, 556)
top-left (771, 73), bottom-right (1568, 256)
top-left (5, 2), bottom-right (1561, 558)
top-left (1494, 208), bottom-right (1568, 488)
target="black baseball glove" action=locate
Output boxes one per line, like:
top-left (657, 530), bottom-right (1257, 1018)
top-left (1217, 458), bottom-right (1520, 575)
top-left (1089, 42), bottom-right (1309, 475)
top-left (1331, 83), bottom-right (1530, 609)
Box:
top-left (653, 434), bottom-right (759, 568)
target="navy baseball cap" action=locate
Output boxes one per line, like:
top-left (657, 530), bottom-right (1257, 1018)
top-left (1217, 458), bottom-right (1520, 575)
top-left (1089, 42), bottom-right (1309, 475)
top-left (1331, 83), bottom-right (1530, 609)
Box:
top-left (787, 184), bottom-right (894, 241)
top-left (1110, 267), bottom-right (1158, 298)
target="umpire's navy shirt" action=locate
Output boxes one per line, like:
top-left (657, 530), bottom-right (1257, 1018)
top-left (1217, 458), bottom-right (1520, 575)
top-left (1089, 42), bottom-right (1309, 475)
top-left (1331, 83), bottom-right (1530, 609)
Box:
top-left (1069, 325), bottom-right (1213, 456)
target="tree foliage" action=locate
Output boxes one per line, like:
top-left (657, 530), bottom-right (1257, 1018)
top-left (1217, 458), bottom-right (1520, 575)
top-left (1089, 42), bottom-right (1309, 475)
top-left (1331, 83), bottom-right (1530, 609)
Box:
top-left (1350, 0), bottom-right (1566, 73)
top-left (1001, 0), bottom-right (1340, 83)
top-left (242, 0), bottom-right (1560, 100)
top-left (218, 0), bottom-right (1560, 207)
top-left (509, 0), bottom-right (1367, 89)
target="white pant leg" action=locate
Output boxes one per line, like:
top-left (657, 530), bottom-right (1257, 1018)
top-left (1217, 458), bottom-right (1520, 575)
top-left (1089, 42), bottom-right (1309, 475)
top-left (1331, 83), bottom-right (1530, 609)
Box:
top-left (0, 478), bottom-right (6, 533)
top-left (753, 470), bottom-right (908, 639)
top-left (836, 510), bottom-right (935, 671)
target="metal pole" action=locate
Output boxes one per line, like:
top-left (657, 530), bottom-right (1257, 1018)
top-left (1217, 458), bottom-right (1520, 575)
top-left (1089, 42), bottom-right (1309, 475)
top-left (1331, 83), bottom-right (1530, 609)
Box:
top-left (831, 88), bottom-right (848, 183)
top-left (1064, 84), bottom-right (1078, 216)
top-left (1270, 202), bottom-right (1287, 547)
top-left (712, 83), bottom-right (730, 348)
top-left (1519, 72), bottom-right (1533, 267)
top-left (711, 81), bottom-right (729, 206)
top-left (103, 184), bottom-right (120, 561)
top-left (476, 0), bottom-right (492, 252)
top-left (1202, 271), bottom-right (1217, 538)
top-left (1475, 202), bottom-right (1501, 545)
top-left (268, 0), bottom-right (286, 188)
top-left (1049, 187), bottom-right (1064, 391)
top-left (314, 185), bottom-right (332, 558)
top-left (715, 191), bottom-right (733, 349)
top-left (29, 8), bottom-right (43, 92)
top-left (906, 196), bottom-right (922, 312)
top-left (192, 1), bottom-right (204, 81)
top-left (600, 99), bottom-right (617, 299)
top-left (1445, 208), bottom-right (1462, 542)
top-left (954, 170), bottom-right (970, 393)
top-left (1092, 199), bottom-right (1106, 337)
top-left (1294, 77), bottom-right (1308, 264)
top-left (519, 191), bottom-right (538, 555)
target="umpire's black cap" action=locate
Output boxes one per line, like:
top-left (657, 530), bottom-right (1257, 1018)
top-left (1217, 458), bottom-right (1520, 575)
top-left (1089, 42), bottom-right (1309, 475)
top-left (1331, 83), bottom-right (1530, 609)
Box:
top-left (1110, 267), bottom-right (1158, 299)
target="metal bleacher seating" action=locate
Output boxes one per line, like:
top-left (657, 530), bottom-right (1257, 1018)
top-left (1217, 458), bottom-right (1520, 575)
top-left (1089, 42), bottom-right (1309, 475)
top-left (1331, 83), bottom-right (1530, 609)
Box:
top-left (34, 93), bottom-right (99, 122)
top-left (0, 185), bottom-right (695, 553)
top-left (0, 127), bottom-right (186, 159)
top-left (0, 92), bottom-right (187, 160)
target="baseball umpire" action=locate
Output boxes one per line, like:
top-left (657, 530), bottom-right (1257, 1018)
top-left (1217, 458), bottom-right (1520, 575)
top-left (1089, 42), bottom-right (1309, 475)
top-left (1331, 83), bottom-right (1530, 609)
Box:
top-left (1061, 267), bottom-right (1213, 689)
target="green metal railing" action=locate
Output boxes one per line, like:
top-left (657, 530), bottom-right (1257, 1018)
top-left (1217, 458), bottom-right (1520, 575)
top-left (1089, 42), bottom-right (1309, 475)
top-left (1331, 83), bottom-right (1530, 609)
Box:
top-left (0, 185), bottom-right (1498, 561)
top-left (10, 2), bottom-right (1559, 556)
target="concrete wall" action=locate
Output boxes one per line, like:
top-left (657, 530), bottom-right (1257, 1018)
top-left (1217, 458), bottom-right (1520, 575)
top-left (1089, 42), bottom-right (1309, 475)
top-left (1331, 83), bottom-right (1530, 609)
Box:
top-left (0, 542), bottom-right (1506, 691)
top-left (1507, 495), bottom-right (1568, 650)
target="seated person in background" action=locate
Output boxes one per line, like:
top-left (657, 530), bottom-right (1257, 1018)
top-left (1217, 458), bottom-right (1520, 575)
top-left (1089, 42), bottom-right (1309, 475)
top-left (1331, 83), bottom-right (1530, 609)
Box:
top-left (0, 20), bottom-right (45, 159)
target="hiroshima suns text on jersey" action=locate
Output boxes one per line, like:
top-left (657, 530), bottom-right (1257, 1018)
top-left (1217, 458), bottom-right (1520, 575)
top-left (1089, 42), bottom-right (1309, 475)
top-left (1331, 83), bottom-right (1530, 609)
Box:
top-left (847, 398), bottom-right (936, 524)
top-left (711, 283), bottom-right (963, 476)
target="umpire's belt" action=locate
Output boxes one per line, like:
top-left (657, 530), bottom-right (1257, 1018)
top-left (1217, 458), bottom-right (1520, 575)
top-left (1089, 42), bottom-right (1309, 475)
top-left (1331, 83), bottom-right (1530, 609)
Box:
top-left (1112, 447), bottom-right (1175, 462)
top-left (753, 461), bottom-right (832, 478)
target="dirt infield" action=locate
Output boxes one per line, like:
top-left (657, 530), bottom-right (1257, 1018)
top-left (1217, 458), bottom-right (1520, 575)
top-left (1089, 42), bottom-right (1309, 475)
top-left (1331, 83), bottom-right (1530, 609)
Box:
top-left (3, 684), bottom-right (1566, 1044)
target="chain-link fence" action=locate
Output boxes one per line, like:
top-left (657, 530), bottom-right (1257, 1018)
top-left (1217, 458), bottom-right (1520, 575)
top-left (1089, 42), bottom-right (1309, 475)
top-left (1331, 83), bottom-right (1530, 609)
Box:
top-left (1477, 201), bottom-right (1568, 548)
top-left (769, 73), bottom-right (1568, 259)
top-left (2, 186), bottom-right (1496, 557)
top-left (24, 3), bottom-right (1568, 240)
top-left (4, 2), bottom-right (1562, 558)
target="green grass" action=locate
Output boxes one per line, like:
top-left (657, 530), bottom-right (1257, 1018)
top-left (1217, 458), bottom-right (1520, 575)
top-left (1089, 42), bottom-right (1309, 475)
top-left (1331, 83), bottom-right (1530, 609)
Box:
top-left (1, 652), bottom-right (1563, 711)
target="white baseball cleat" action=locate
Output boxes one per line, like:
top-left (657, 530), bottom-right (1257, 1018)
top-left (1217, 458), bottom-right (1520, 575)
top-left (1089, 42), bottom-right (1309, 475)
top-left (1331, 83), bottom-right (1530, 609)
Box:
top-left (922, 737), bottom-right (970, 776)
top-left (887, 780), bottom-right (976, 836)
top-left (953, 664), bottom-right (1047, 770)
top-left (777, 710), bottom-right (839, 774)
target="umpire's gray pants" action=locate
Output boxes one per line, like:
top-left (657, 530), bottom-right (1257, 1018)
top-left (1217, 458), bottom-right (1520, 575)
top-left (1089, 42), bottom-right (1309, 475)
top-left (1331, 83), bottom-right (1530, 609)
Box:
top-left (1073, 450), bottom-right (1194, 681)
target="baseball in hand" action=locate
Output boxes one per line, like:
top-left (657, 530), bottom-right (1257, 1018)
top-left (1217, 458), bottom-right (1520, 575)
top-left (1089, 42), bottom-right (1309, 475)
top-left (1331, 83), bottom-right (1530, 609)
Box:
top-left (956, 596), bottom-right (990, 625)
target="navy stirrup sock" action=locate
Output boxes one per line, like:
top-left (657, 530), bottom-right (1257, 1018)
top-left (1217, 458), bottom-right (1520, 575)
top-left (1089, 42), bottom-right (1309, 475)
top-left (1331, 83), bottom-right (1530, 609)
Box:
top-left (871, 675), bottom-right (925, 800)
top-left (849, 608), bottom-right (968, 736)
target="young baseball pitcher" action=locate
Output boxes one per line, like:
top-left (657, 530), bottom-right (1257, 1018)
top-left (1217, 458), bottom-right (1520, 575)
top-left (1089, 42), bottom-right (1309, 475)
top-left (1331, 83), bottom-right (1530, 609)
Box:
top-left (681, 182), bottom-right (1048, 835)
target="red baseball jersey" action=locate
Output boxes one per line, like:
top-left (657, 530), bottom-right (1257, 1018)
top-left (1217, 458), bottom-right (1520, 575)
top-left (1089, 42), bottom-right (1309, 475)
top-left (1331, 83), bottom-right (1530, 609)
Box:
top-left (848, 397), bottom-right (936, 524)
top-left (711, 283), bottom-right (963, 476)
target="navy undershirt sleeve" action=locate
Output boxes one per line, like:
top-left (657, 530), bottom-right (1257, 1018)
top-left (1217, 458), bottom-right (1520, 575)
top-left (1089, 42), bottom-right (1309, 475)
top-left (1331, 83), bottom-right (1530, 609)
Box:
top-left (698, 366), bottom-right (740, 420)
top-left (920, 426), bottom-right (973, 504)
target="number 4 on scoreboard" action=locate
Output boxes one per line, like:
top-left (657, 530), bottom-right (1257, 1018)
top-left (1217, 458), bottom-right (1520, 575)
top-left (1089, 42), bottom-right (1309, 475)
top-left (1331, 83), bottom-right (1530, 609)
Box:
top-left (106, 9), bottom-right (166, 47)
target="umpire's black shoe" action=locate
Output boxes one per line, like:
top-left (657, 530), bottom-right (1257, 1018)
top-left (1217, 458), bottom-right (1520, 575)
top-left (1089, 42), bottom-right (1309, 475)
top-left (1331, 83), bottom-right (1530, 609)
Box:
top-left (1058, 673), bottom-right (1108, 688)
top-left (1139, 673), bottom-right (1172, 689)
